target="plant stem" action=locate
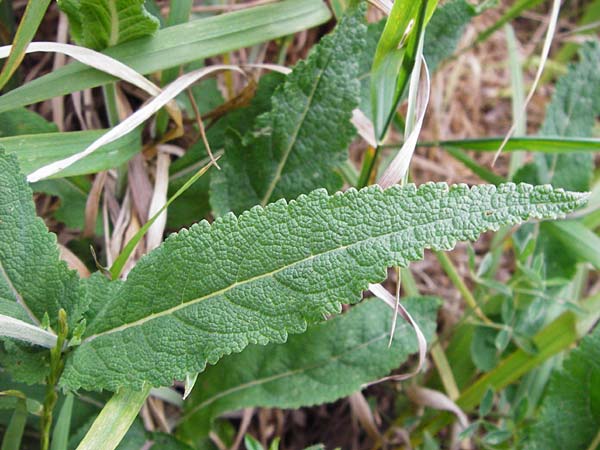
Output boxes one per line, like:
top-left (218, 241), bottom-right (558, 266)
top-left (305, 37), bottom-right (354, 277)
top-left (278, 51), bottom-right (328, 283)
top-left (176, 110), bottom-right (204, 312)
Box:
top-left (40, 310), bottom-right (68, 450)
top-left (435, 250), bottom-right (492, 324)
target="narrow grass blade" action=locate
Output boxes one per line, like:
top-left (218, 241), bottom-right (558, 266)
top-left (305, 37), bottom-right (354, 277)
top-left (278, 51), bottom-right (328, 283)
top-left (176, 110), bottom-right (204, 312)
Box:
top-left (368, 283), bottom-right (428, 382)
top-left (0, 129), bottom-right (141, 178)
top-left (0, 314), bottom-right (57, 348)
top-left (377, 58), bottom-right (430, 187)
top-left (109, 156), bottom-right (217, 279)
top-left (75, 385), bottom-right (151, 450)
top-left (0, 42), bottom-right (160, 96)
top-left (443, 147), bottom-right (505, 184)
top-left (50, 394), bottom-right (74, 450)
top-left (0, 0), bottom-right (331, 113)
top-left (370, 0), bottom-right (432, 141)
top-left (0, 0), bottom-right (50, 90)
top-left (474, 0), bottom-right (544, 45)
top-left (0, 398), bottom-right (27, 450)
top-left (505, 24), bottom-right (526, 177)
top-left (493, 0), bottom-right (561, 163)
top-left (27, 65), bottom-right (242, 182)
top-left (429, 136), bottom-right (600, 153)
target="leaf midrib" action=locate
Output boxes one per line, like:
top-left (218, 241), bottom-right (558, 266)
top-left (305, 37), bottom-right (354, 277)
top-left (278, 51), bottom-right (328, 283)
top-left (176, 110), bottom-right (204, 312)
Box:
top-left (84, 203), bottom-right (476, 343)
top-left (259, 51), bottom-right (331, 207)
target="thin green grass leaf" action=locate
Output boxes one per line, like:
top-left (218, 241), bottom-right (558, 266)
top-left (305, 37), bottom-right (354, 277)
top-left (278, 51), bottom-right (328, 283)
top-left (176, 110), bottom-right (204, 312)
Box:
top-left (0, 129), bottom-right (141, 179)
top-left (75, 385), bottom-right (151, 450)
top-left (50, 394), bottom-right (74, 450)
top-left (0, 0), bottom-right (50, 90)
top-left (0, 397), bottom-right (27, 450)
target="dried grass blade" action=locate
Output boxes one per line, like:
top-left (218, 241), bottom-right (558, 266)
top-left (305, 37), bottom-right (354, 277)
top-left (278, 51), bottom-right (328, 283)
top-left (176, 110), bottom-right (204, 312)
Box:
top-left (366, 283), bottom-right (428, 383)
top-left (377, 57), bottom-right (431, 188)
top-left (27, 65), bottom-right (243, 182)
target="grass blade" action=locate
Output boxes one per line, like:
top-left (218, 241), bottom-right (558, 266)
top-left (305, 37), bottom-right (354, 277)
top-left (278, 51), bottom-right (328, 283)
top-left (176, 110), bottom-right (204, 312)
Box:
top-left (0, 0), bottom-right (331, 113)
top-left (0, 398), bottom-right (27, 450)
top-left (75, 385), bottom-right (151, 450)
top-left (50, 394), bottom-right (74, 450)
top-left (427, 136), bottom-right (600, 153)
top-left (0, 0), bottom-right (50, 90)
top-left (0, 129), bottom-right (141, 178)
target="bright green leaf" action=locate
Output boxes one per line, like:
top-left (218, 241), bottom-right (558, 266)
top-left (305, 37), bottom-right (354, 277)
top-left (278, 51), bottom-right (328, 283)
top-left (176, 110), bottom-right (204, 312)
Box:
top-left (57, 0), bottom-right (159, 50)
top-left (59, 182), bottom-right (585, 392)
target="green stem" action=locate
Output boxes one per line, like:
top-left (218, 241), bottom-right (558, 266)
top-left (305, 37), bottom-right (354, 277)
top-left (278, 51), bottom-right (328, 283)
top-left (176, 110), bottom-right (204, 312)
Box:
top-left (40, 310), bottom-right (68, 450)
top-left (435, 250), bottom-right (492, 324)
top-left (357, 146), bottom-right (380, 189)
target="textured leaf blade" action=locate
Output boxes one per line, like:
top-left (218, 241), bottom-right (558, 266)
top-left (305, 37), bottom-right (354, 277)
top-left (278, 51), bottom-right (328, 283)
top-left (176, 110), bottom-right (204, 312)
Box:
top-left (210, 6), bottom-right (366, 215)
top-left (57, 0), bottom-right (159, 50)
top-left (61, 183), bottom-right (585, 391)
top-left (0, 151), bottom-right (82, 329)
top-left (524, 325), bottom-right (600, 450)
top-left (180, 297), bottom-right (440, 437)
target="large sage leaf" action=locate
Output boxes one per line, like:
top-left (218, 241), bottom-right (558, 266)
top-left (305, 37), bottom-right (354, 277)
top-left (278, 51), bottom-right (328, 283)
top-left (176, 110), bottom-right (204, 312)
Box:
top-left (60, 182), bottom-right (585, 391)
top-left (0, 151), bottom-right (82, 329)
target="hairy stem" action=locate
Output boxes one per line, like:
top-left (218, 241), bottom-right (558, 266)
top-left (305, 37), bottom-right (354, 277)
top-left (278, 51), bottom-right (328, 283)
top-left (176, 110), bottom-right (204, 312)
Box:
top-left (40, 309), bottom-right (68, 450)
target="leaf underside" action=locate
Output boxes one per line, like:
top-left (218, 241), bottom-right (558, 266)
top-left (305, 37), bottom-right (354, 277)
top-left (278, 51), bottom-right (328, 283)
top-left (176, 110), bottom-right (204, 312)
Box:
top-left (61, 182), bottom-right (585, 391)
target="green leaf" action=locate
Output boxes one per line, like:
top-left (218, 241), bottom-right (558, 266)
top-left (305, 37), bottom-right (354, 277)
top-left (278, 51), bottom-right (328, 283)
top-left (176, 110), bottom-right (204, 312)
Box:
top-left (524, 325), bottom-right (600, 450)
top-left (59, 182), bottom-right (585, 392)
top-left (0, 151), bottom-right (83, 330)
top-left (180, 298), bottom-right (439, 437)
top-left (0, 0), bottom-right (331, 113)
top-left (50, 393), bottom-right (74, 450)
top-left (0, 397), bottom-right (26, 450)
top-left (57, 0), bottom-right (159, 50)
top-left (0, 0), bottom-right (51, 90)
top-left (435, 136), bottom-right (600, 154)
top-left (423, 0), bottom-right (476, 72)
top-left (75, 385), bottom-right (151, 450)
top-left (0, 128), bottom-right (141, 178)
top-left (210, 6), bottom-right (366, 215)
top-left (0, 108), bottom-right (57, 137)
top-left (370, 0), bottom-right (435, 140)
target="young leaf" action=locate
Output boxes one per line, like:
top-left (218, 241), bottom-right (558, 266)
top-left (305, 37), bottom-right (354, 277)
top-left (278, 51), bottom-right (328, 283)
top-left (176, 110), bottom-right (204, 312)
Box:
top-left (210, 6), bottom-right (366, 215)
top-left (180, 297), bottom-right (439, 438)
top-left (523, 325), bottom-right (600, 450)
top-left (57, 0), bottom-right (159, 50)
top-left (60, 182), bottom-right (585, 391)
top-left (0, 151), bottom-right (83, 330)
